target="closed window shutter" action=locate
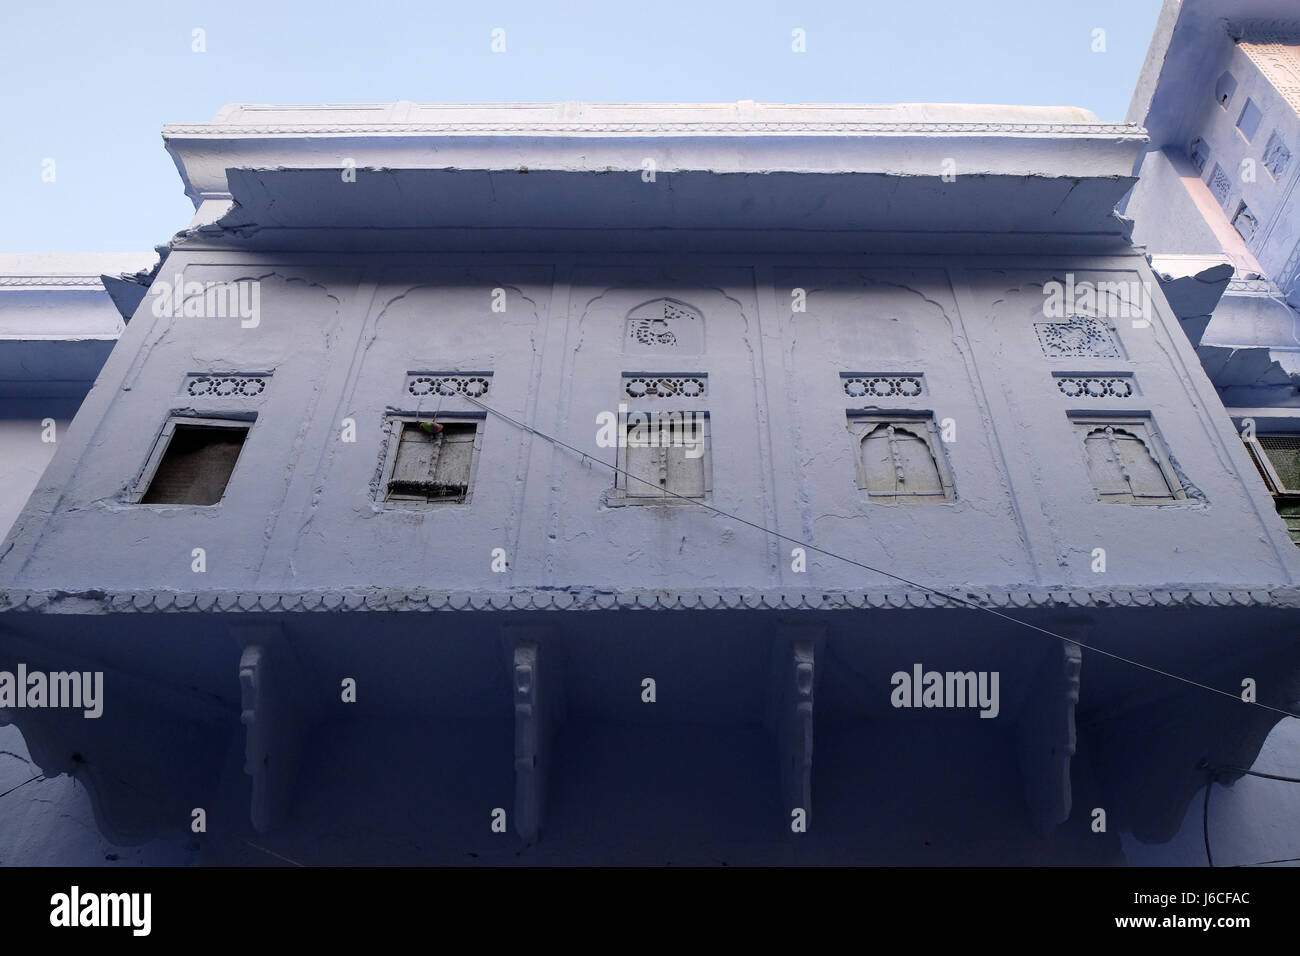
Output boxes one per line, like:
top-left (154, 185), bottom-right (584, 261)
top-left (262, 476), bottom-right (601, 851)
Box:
top-left (664, 443), bottom-right (705, 497)
top-left (386, 422), bottom-right (477, 503)
top-left (433, 426), bottom-right (475, 495)
top-left (1083, 428), bottom-right (1130, 497)
top-left (391, 428), bottom-right (438, 489)
top-left (860, 425), bottom-right (898, 496)
top-left (892, 428), bottom-right (943, 495)
top-left (858, 423), bottom-right (945, 499)
top-left (622, 415), bottom-right (706, 499)
top-left (1116, 432), bottom-right (1173, 498)
top-left (625, 442), bottom-right (664, 497)
top-left (1079, 423), bottom-right (1178, 503)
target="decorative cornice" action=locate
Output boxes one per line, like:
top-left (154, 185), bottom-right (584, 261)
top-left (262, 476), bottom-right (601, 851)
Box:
top-left (1237, 40), bottom-right (1300, 115)
top-left (163, 121), bottom-right (1147, 138)
top-left (1, 586), bottom-right (1294, 614)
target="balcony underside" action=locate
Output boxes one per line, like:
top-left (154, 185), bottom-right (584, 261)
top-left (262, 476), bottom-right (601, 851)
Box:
top-left (2, 601), bottom-right (1297, 862)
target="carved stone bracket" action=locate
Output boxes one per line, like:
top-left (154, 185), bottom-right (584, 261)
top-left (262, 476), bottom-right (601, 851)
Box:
top-left (767, 625), bottom-right (821, 831)
top-left (506, 627), bottom-right (562, 843)
top-left (1016, 626), bottom-right (1084, 835)
top-left (234, 624), bottom-right (314, 833)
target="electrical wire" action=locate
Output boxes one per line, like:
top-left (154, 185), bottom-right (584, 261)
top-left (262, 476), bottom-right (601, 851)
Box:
top-left (1203, 770), bottom-right (1216, 868)
top-left (1234, 857), bottom-right (1300, 866)
top-left (0, 771), bottom-right (44, 801)
top-left (1201, 761), bottom-right (1300, 867)
top-left (461, 393), bottom-right (1300, 721)
top-left (242, 839), bottom-right (305, 867)
top-left (1204, 764), bottom-right (1300, 784)
top-left (10, 397), bottom-right (1300, 865)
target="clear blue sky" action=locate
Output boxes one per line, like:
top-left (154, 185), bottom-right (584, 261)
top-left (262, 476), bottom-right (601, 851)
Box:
top-left (0, 0), bottom-right (1163, 254)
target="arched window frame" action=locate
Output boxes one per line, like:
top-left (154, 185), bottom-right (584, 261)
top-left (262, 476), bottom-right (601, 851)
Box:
top-left (847, 412), bottom-right (955, 503)
top-left (1070, 414), bottom-right (1185, 505)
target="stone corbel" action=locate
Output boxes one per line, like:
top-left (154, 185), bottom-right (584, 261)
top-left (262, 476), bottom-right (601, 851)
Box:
top-left (506, 626), bottom-right (562, 844)
top-left (234, 624), bottom-right (314, 833)
top-left (767, 624), bottom-right (821, 831)
top-left (1016, 625), bottom-right (1084, 835)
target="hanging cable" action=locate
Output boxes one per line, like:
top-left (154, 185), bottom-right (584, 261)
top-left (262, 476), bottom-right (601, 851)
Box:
top-left (460, 393), bottom-right (1300, 721)
top-left (1203, 763), bottom-right (1300, 784)
top-left (0, 771), bottom-right (44, 801)
top-left (1203, 768), bottom-right (1216, 868)
top-left (1234, 856), bottom-right (1300, 866)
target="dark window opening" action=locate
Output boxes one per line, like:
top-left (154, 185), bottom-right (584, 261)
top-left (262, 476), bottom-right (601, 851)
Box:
top-left (141, 423), bottom-right (249, 505)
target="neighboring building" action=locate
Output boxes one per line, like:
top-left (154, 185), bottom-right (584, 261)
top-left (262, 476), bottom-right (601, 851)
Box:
top-left (0, 253), bottom-right (192, 865)
top-left (0, 254), bottom-right (153, 537)
top-left (1123, 0), bottom-right (1300, 865)
top-left (1127, 0), bottom-right (1300, 533)
top-left (3, 101), bottom-right (1300, 865)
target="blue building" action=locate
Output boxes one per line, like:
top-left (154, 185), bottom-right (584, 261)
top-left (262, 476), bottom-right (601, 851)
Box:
top-left (1120, 0), bottom-right (1300, 865)
top-left (2, 100), bottom-right (1299, 865)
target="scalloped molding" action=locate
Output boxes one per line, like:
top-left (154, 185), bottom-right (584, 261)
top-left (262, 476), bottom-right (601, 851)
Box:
top-left (1, 585), bottom-right (1294, 614)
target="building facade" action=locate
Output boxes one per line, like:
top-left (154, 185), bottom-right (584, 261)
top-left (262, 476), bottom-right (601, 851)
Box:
top-left (2, 101), bottom-right (1300, 864)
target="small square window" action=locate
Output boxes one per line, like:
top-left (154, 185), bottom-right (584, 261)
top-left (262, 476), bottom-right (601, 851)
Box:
top-left (138, 419), bottom-right (250, 505)
top-left (613, 410), bottom-right (710, 503)
top-left (1071, 415), bottom-right (1184, 504)
top-left (380, 417), bottom-right (480, 506)
top-left (847, 414), bottom-right (954, 503)
top-left (1237, 98), bottom-right (1263, 142)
